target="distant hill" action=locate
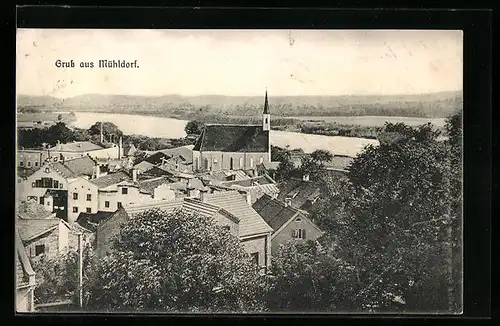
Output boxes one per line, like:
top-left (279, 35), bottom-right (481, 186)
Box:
top-left (16, 91), bottom-right (463, 119)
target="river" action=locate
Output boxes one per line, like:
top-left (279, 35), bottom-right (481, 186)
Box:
top-left (66, 112), bottom-right (380, 157)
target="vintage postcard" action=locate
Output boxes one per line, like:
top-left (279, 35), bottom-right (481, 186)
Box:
top-left (15, 29), bottom-right (463, 314)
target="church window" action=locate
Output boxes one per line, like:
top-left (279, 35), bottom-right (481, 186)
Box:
top-left (239, 157), bottom-right (244, 168)
top-left (230, 157), bottom-right (234, 170)
top-left (204, 158), bottom-right (209, 170)
top-left (250, 158), bottom-right (254, 168)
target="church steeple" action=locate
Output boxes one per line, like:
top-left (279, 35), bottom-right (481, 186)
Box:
top-left (262, 89), bottom-right (270, 131)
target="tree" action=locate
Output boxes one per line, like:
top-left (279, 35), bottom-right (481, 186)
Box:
top-left (85, 209), bottom-right (267, 312)
top-left (32, 245), bottom-right (96, 305)
top-left (88, 122), bottom-right (123, 142)
top-left (185, 120), bottom-right (205, 135)
top-left (299, 149), bottom-right (334, 180)
top-left (271, 146), bottom-right (295, 181)
top-left (313, 121), bottom-right (461, 312)
top-left (266, 239), bottom-right (359, 312)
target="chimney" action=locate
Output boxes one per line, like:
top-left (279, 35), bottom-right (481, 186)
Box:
top-left (132, 168), bottom-right (137, 182)
top-left (186, 179), bottom-right (195, 197)
top-left (285, 197), bottom-right (292, 207)
top-left (302, 173), bottom-right (310, 182)
top-left (245, 191), bottom-right (252, 206)
top-left (199, 187), bottom-right (208, 203)
top-left (93, 164), bottom-right (100, 179)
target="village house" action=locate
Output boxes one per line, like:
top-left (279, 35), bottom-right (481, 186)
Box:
top-left (49, 138), bottom-right (123, 161)
top-left (275, 176), bottom-right (322, 213)
top-left (192, 91), bottom-right (276, 172)
top-left (216, 174), bottom-right (280, 204)
top-left (17, 149), bottom-right (49, 169)
top-left (17, 216), bottom-right (76, 262)
top-left (121, 189), bottom-right (273, 271)
top-left (16, 229), bottom-right (36, 312)
top-left (252, 194), bottom-right (324, 255)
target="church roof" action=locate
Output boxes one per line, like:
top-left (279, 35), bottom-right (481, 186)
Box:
top-left (193, 125), bottom-right (269, 153)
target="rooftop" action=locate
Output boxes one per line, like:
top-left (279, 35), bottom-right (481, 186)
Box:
top-left (16, 229), bottom-right (35, 288)
top-left (17, 218), bottom-right (61, 242)
top-left (205, 191), bottom-right (273, 237)
top-left (252, 194), bottom-right (304, 231)
top-left (17, 200), bottom-right (55, 220)
top-left (76, 211), bottom-right (117, 232)
top-left (50, 141), bottom-right (104, 153)
top-left (193, 125), bottom-right (269, 153)
top-left (90, 170), bottom-right (132, 189)
top-left (276, 178), bottom-right (321, 211)
top-left (62, 155), bottom-right (96, 176)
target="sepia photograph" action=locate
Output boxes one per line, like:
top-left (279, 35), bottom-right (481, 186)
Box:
top-left (15, 28), bottom-right (463, 314)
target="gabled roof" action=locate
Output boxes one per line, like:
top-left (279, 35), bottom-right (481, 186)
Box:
top-left (133, 160), bottom-right (155, 172)
top-left (16, 229), bottom-right (35, 288)
top-left (17, 200), bottom-right (55, 220)
top-left (91, 170), bottom-right (132, 189)
top-left (96, 207), bottom-right (129, 230)
top-left (76, 211), bottom-right (117, 232)
top-left (143, 152), bottom-right (172, 165)
top-left (252, 194), bottom-right (305, 231)
top-left (193, 125), bottom-right (269, 153)
top-left (145, 145), bottom-right (194, 164)
top-left (183, 198), bottom-right (239, 223)
top-left (276, 178), bottom-right (321, 210)
top-left (209, 170), bottom-right (253, 182)
top-left (51, 162), bottom-right (78, 179)
top-left (50, 141), bottom-right (104, 152)
top-left (17, 167), bottom-right (37, 179)
top-left (138, 176), bottom-right (173, 195)
top-left (258, 161), bottom-right (280, 170)
top-left (62, 155), bottom-right (96, 176)
top-left (17, 218), bottom-right (61, 242)
top-left (205, 191), bottom-right (273, 237)
top-left (124, 198), bottom-right (185, 217)
top-left (220, 175), bottom-right (274, 187)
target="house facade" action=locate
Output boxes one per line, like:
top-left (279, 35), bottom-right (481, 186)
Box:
top-left (17, 149), bottom-right (49, 169)
top-left (252, 194), bottom-right (324, 255)
top-left (67, 177), bottom-right (100, 223)
top-left (192, 91), bottom-right (271, 172)
top-left (49, 141), bottom-right (122, 161)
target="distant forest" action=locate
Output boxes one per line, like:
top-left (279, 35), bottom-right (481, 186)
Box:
top-left (17, 91), bottom-right (462, 119)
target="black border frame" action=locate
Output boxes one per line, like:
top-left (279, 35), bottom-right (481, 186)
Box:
top-left (7, 5), bottom-right (492, 324)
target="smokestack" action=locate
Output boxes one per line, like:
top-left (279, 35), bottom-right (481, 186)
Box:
top-left (132, 168), bottom-right (138, 182)
top-left (285, 197), bottom-right (292, 207)
top-left (100, 122), bottom-right (103, 143)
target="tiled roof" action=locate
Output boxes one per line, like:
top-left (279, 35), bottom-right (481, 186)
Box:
top-left (50, 141), bottom-right (104, 152)
top-left (182, 198), bottom-right (239, 223)
top-left (209, 170), bottom-right (252, 182)
top-left (76, 211), bottom-right (117, 232)
top-left (90, 170), bottom-right (132, 189)
top-left (17, 167), bottom-right (38, 179)
top-left (124, 198), bottom-right (185, 217)
top-left (51, 162), bottom-right (78, 178)
top-left (252, 194), bottom-right (302, 231)
top-left (276, 178), bottom-right (321, 211)
top-left (146, 145), bottom-right (194, 164)
top-left (16, 229), bottom-right (35, 288)
top-left (220, 175), bottom-right (274, 187)
top-left (62, 155), bottom-right (96, 176)
top-left (193, 125), bottom-right (269, 153)
top-left (259, 161), bottom-right (280, 170)
top-left (17, 200), bottom-right (55, 220)
top-left (144, 152), bottom-right (172, 165)
top-left (134, 161), bottom-right (156, 173)
top-left (205, 191), bottom-right (273, 237)
top-left (97, 207), bottom-right (130, 229)
top-left (17, 218), bottom-right (60, 242)
top-left (138, 177), bottom-right (172, 195)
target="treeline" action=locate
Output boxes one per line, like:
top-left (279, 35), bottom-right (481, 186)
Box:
top-left (17, 121), bottom-right (192, 152)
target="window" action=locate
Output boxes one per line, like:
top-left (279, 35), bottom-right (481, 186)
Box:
top-left (86, 194), bottom-right (92, 201)
top-left (39, 197), bottom-right (44, 205)
top-left (72, 207), bottom-right (78, 213)
top-left (20, 162), bottom-right (24, 167)
top-left (223, 225), bottom-right (231, 232)
top-left (249, 158), bottom-right (254, 168)
top-left (46, 201), bottom-right (51, 207)
top-left (35, 244), bottom-right (45, 256)
top-left (251, 252), bottom-right (259, 266)
top-left (53, 180), bottom-right (59, 188)
top-left (204, 158), bottom-right (209, 170)
top-left (239, 157), bottom-right (244, 168)
top-left (59, 183), bottom-right (63, 189)
top-left (86, 208), bottom-right (91, 213)
top-left (73, 192), bottom-right (78, 200)
top-left (292, 229), bottom-right (306, 240)
top-left (31, 182), bottom-right (36, 187)
top-left (105, 201), bottom-right (110, 208)
top-left (117, 202), bottom-right (122, 209)
top-left (45, 167), bottom-right (50, 173)
top-left (35, 162), bottom-right (39, 167)
top-left (27, 161), bottom-right (31, 167)
top-left (122, 187), bottom-right (128, 195)
top-left (42, 177), bottom-right (53, 188)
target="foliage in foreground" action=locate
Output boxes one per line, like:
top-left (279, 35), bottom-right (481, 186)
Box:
top-left (85, 209), bottom-right (267, 312)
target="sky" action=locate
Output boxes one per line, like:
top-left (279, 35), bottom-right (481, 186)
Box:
top-left (16, 29), bottom-right (463, 98)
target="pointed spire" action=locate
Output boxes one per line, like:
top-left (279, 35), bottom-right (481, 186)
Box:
top-left (263, 89), bottom-right (269, 114)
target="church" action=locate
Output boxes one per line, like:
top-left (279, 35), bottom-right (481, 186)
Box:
top-left (192, 91), bottom-right (272, 172)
